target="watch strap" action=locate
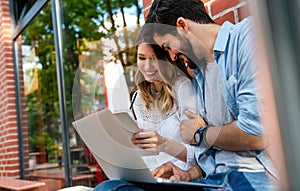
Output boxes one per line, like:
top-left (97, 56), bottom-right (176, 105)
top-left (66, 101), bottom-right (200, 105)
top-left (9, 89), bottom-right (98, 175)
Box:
top-left (192, 125), bottom-right (207, 146)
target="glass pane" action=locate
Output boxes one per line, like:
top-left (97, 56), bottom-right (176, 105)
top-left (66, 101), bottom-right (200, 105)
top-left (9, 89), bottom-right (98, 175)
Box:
top-left (13, 0), bottom-right (145, 189)
top-left (13, 0), bottom-right (38, 24)
top-left (60, 0), bottom-right (144, 187)
top-left (15, 3), bottom-right (67, 190)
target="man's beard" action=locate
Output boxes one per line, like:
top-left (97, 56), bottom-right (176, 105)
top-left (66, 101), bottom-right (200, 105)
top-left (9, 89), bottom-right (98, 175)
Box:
top-left (177, 36), bottom-right (204, 70)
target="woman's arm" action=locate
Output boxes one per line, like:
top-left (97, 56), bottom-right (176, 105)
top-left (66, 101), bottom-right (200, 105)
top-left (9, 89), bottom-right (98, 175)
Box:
top-left (132, 130), bottom-right (188, 162)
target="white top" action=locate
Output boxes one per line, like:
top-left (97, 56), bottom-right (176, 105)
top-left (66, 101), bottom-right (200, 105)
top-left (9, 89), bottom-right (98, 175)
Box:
top-left (133, 76), bottom-right (197, 171)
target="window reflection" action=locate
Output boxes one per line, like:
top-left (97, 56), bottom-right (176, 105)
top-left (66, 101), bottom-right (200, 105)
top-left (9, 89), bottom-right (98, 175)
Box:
top-left (17, 3), bottom-right (65, 189)
top-left (64, 1), bottom-right (144, 187)
top-left (14, 0), bottom-right (144, 189)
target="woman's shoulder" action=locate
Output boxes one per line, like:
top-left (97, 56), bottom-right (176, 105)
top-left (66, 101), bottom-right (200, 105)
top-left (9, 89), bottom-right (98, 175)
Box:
top-left (172, 75), bottom-right (193, 100)
top-left (173, 75), bottom-right (192, 89)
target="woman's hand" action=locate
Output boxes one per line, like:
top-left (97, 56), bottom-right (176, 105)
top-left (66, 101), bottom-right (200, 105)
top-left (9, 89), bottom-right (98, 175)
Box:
top-left (131, 129), bottom-right (168, 153)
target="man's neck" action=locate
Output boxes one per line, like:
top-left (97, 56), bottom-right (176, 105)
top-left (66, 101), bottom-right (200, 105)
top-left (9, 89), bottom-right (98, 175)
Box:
top-left (189, 22), bottom-right (220, 55)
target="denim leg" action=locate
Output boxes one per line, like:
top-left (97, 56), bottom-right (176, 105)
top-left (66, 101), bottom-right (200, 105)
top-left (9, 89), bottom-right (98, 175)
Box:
top-left (192, 171), bottom-right (279, 191)
top-left (93, 172), bottom-right (278, 191)
top-left (192, 172), bottom-right (230, 191)
top-left (93, 180), bottom-right (145, 191)
top-left (236, 171), bottom-right (279, 191)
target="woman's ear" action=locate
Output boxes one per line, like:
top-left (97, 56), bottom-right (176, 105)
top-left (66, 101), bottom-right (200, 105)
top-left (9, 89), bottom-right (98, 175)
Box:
top-left (176, 17), bottom-right (189, 32)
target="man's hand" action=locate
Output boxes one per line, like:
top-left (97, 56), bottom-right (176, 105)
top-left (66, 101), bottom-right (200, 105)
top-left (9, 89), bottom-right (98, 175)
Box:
top-left (169, 164), bottom-right (192, 181)
top-left (152, 162), bottom-right (192, 181)
top-left (180, 110), bottom-right (207, 144)
top-left (152, 162), bottom-right (204, 182)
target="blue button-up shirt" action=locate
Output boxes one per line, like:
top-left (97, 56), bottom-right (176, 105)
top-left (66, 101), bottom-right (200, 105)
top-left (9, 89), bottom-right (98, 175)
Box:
top-left (192, 17), bottom-right (277, 178)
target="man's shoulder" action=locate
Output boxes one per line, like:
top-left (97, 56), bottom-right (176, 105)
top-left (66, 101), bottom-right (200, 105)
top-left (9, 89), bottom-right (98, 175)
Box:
top-left (237, 16), bottom-right (253, 25)
top-left (222, 16), bottom-right (254, 48)
top-left (234, 16), bottom-right (254, 33)
top-left (218, 16), bottom-right (253, 37)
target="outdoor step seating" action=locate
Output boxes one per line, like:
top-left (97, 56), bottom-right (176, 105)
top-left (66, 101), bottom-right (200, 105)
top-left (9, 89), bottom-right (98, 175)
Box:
top-left (0, 178), bottom-right (46, 191)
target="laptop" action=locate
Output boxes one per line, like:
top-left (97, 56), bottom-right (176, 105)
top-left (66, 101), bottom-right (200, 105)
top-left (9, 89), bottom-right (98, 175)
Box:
top-left (72, 109), bottom-right (223, 189)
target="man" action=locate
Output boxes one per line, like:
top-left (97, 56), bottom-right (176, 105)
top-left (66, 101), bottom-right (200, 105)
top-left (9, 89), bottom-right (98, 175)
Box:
top-left (94, 0), bottom-right (278, 190)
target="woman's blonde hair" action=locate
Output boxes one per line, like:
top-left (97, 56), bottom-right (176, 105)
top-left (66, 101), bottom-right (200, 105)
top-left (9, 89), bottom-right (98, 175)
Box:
top-left (135, 30), bottom-right (181, 116)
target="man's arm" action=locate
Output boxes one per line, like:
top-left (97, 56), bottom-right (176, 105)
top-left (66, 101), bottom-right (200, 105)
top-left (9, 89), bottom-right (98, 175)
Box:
top-left (206, 120), bottom-right (267, 151)
top-left (182, 110), bottom-right (268, 151)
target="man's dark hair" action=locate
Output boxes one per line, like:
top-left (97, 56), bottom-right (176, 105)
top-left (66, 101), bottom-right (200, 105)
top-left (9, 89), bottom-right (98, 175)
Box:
top-left (146, 0), bottom-right (215, 26)
top-left (142, 0), bottom-right (213, 75)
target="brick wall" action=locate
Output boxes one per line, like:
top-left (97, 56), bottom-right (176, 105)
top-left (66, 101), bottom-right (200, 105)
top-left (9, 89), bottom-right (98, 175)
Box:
top-left (0, 0), bottom-right (20, 177)
top-left (205, 0), bottom-right (249, 24)
top-left (142, 0), bottom-right (250, 24)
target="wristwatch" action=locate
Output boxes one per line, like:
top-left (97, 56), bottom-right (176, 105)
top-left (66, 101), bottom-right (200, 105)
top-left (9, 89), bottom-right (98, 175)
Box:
top-left (193, 126), bottom-right (207, 146)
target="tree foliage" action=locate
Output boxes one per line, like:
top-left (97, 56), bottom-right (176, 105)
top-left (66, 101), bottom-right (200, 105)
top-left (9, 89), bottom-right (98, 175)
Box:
top-left (22, 0), bottom-right (142, 152)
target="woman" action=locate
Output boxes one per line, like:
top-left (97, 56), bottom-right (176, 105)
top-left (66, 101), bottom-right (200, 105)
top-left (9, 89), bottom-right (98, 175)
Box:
top-left (94, 29), bottom-right (198, 191)
top-left (130, 30), bottom-right (196, 172)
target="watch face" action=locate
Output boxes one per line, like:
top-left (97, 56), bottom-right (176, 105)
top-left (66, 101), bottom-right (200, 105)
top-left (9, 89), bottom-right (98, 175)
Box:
top-left (194, 132), bottom-right (201, 143)
top-left (194, 126), bottom-right (207, 145)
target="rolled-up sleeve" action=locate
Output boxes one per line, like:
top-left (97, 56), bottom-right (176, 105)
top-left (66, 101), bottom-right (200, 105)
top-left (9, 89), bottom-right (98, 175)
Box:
top-left (236, 18), bottom-right (262, 136)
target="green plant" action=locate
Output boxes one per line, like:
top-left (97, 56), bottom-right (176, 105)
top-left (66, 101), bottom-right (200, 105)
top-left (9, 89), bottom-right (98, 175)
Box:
top-left (29, 132), bottom-right (55, 153)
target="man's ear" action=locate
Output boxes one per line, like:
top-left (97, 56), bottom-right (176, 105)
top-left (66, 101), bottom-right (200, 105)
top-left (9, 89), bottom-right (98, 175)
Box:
top-left (176, 17), bottom-right (189, 32)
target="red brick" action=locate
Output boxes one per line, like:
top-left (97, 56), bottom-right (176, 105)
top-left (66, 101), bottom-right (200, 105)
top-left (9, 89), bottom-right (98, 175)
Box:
top-left (237, 4), bottom-right (250, 21)
top-left (0, 0), bottom-right (10, 6)
top-left (5, 81), bottom-right (15, 86)
top-left (4, 87), bottom-right (16, 93)
top-left (1, 19), bottom-right (11, 25)
top-left (8, 153), bottom-right (19, 158)
top-left (6, 171), bottom-right (20, 177)
top-left (5, 70), bottom-right (14, 75)
top-left (3, 123), bottom-right (17, 128)
top-left (6, 160), bottom-right (19, 166)
top-left (214, 11), bottom-right (235, 25)
top-left (143, 0), bottom-right (153, 8)
top-left (6, 134), bottom-right (18, 140)
top-left (4, 140), bottom-right (18, 147)
top-left (6, 150), bottom-right (19, 156)
top-left (144, 8), bottom-right (150, 19)
top-left (0, 30), bottom-right (12, 36)
top-left (205, 5), bottom-right (209, 13)
top-left (10, 165), bottom-right (20, 170)
top-left (211, 0), bottom-right (240, 16)
top-left (1, 7), bottom-right (10, 13)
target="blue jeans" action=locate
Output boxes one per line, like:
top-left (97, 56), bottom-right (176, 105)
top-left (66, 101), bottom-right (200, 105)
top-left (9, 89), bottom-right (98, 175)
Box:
top-left (93, 180), bottom-right (145, 191)
top-left (93, 171), bottom-right (278, 191)
top-left (193, 171), bottom-right (277, 191)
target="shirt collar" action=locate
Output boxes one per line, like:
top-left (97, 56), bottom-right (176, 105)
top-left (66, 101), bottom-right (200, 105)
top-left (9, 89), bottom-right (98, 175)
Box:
top-left (213, 21), bottom-right (234, 59)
